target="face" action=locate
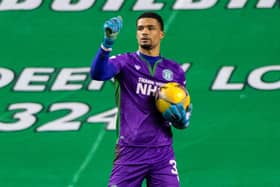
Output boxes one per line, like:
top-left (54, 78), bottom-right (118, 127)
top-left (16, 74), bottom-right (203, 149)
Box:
top-left (136, 18), bottom-right (164, 50)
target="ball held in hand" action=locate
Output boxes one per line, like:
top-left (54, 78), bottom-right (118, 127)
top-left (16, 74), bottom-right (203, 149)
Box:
top-left (155, 82), bottom-right (191, 113)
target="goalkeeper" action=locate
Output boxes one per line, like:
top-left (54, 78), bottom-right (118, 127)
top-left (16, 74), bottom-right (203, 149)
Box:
top-left (90, 12), bottom-right (192, 187)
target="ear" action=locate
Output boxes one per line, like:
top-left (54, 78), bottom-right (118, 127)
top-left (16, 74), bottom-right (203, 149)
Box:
top-left (160, 31), bottom-right (164, 39)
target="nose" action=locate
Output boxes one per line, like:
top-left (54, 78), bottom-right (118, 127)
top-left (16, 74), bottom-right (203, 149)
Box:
top-left (141, 32), bottom-right (148, 37)
top-left (141, 32), bottom-right (149, 38)
top-left (141, 27), bottom-right (150, 35)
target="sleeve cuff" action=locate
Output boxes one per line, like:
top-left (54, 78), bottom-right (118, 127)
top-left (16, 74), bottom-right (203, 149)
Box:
top-left (101, 44), bottom-right (112, 51)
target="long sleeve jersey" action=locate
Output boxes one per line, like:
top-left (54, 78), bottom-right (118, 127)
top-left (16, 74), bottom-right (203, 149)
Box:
top-left (90, 48), bottom-right (186, 147)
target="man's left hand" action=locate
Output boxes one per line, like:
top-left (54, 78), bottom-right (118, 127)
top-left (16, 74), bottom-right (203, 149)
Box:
top-left (162, 103), bottom-right (192, 129)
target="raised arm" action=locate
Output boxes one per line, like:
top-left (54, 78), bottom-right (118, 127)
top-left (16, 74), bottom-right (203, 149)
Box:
top-left (90, 16), bottom-right (123, 80)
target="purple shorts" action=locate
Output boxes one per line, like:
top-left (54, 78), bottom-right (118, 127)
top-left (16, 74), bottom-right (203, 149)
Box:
top-left (108, 144), bottom-right (180, 187)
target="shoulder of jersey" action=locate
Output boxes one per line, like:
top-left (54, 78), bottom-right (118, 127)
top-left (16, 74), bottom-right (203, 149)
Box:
top-left (161, 57), bottom-right (183, 71)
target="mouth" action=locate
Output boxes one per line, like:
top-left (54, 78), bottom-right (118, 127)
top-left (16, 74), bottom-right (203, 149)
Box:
top-left (141, 38), bottom-right (150, 43)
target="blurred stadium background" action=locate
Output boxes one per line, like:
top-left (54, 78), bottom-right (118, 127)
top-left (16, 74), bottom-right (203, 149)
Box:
top-left (0, 0), bottom-right (279, 186)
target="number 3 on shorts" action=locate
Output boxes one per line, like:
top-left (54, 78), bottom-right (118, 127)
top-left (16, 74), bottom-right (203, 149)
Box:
top-left (169, 159), bottom-right (178, 175)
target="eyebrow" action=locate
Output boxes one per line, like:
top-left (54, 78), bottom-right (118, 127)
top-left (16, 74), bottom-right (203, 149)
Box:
top-left (137, 24), bottom-right (157, 27)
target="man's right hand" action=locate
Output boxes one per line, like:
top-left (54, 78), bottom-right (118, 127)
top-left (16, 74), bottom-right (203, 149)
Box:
top-left (102, 16), bottom-right (123, 50)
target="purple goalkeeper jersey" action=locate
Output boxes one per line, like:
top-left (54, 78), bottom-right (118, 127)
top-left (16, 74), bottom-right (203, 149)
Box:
top-left (109, 51), bottom-right (186, 147)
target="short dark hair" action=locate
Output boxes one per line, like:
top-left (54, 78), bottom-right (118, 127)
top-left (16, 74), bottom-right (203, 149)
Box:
top-left (136, 12), bottom-right (164, 31)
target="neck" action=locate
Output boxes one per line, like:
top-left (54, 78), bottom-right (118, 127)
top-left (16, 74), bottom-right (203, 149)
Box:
top-left (138, 45), bottom-right (160, 57)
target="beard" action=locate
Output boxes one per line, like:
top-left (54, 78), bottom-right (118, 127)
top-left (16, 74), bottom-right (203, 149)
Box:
top-left (140, 44), bottom-right (152, 50)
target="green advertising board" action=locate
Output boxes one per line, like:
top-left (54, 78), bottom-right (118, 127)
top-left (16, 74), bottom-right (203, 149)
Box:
top-left (0, 0), bottom-right (279, 186)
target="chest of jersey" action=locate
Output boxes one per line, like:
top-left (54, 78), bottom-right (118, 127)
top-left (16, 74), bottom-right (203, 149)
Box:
top-left (119, 54), bottom-right (178, 98)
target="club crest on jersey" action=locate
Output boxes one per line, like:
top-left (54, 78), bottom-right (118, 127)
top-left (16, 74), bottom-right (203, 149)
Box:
top-left (162, 69), bottom-right (173, 81)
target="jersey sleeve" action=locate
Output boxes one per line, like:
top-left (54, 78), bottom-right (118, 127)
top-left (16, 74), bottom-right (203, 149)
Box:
top-left (90, 48), bottom-right (128, 80)
top-left (90, 48), bottom-right (118, 80)
top-left (107, 53), bottom-right (128, 74)
top-left (177, 64), bottom-right (187, 88)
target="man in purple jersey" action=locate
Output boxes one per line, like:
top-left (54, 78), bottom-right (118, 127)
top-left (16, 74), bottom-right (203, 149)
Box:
top-left (90, 12), bottom-right (192, 187)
